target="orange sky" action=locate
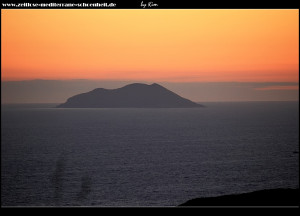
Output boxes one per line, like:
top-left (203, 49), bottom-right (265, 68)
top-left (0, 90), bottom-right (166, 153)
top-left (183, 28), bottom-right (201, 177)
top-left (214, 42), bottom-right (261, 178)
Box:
top-left (1, 9), bottom-right (299, 82)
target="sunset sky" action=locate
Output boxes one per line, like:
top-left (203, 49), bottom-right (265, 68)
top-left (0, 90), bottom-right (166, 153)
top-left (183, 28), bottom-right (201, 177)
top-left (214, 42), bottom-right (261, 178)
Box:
top-left (2, 9), bottom-right (299, 82)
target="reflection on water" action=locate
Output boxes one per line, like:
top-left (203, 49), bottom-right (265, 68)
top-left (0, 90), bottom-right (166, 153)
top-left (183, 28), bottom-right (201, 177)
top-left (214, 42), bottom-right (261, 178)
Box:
top-left (50, 154), bottom-right (66, 205)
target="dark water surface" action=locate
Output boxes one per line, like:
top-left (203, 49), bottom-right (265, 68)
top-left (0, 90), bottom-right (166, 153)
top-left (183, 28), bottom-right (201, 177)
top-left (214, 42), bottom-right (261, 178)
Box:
top-left (1, 102), bottom-right (299, 206)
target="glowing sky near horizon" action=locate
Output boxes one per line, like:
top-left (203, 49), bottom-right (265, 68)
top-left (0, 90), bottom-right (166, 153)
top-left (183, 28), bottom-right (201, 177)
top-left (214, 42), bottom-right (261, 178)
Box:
top-left (1, 9), bottom-right (299, 82)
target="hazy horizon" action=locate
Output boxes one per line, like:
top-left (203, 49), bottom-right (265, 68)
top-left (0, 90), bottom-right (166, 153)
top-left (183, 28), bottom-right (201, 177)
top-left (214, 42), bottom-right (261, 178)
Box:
top-left (1, 79), bottom-right (299, 104)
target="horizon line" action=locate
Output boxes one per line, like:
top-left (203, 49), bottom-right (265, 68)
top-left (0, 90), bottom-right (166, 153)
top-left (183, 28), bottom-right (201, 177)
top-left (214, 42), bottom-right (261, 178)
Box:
top-left (2, 100), bottom-right (299, 105)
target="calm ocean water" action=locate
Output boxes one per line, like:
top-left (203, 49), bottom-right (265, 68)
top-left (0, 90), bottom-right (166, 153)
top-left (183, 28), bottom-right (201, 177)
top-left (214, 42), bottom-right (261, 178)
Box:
top-left (1, 102), bottom-right (299, 206)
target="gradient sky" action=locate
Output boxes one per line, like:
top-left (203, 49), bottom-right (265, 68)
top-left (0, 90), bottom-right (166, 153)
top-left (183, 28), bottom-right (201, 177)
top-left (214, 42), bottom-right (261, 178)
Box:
top-left (2, 9), bottom-right (299, 82)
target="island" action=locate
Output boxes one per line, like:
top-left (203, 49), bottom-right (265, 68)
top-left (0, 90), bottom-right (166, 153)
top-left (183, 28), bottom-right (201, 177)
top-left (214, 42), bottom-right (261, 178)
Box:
top-left (56, 83), bottom-right (203, 108)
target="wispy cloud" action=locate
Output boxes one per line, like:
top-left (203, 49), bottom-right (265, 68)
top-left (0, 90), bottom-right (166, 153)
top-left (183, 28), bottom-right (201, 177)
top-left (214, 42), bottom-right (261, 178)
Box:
top-left (255, 85), bottom-right (299, 91)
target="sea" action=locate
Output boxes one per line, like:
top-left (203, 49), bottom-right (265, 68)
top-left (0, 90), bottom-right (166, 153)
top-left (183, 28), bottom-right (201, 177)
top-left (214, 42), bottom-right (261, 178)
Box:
top-left (1, 101), bottom-right (299, 206)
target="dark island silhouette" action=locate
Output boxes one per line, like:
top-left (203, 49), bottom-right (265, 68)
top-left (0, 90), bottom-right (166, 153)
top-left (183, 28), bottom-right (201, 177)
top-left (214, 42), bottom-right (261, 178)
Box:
top-left (57, 83), bottom-right (203, 108)
top-left (178, 188), bottom-right (299, 206)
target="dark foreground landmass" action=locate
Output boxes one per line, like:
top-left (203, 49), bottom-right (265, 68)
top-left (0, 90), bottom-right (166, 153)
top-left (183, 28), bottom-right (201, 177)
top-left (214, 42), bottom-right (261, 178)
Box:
top-left (178, 188), bottom-right (299, 206)
top-left (57, 83), bottom-right (203, 108)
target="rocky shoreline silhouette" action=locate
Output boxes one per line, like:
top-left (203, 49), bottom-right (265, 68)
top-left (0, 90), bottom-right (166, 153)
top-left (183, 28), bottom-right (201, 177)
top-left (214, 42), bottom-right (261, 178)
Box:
top-left (178, 188), bottom-right (299, 206)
